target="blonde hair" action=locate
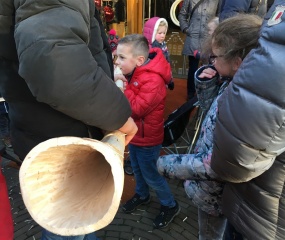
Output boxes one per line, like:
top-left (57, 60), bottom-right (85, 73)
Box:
top-left (157, 21), bottom-right (168, 33)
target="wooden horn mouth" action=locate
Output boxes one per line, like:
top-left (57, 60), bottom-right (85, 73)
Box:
top-left (19, 131), bottom-right (125, 236)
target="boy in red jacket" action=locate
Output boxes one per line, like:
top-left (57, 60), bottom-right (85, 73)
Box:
top-left (114, 34), bottom-right (180, 229)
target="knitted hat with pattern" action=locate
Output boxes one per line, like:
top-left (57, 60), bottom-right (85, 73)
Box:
top-left (108, 29), bottom-right (120, 53)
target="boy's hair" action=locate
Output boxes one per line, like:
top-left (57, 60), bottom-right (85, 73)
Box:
top-left (118, 34), bottom-right (149, 59)
top-left (212, 14), bottom-right (262, 61)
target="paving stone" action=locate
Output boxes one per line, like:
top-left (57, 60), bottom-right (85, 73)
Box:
top-left (26, 225), bottom-right (43, 237)
top-left (169, 222), bottom-right (184, 233)
top-left (118, 212), bottom-right (142, 221)
top-left (14, 221), bottom-right (31, 232)
top-left (124, 220), bottom-right (153, 232)
top-left (152, 228), bottom-right (177, 240)
top-left (170, 231), bottom-right (189, 240)
top-left (33, 232), bottom-right (43, 240)
top-left (142, 206), bottom-right (158, 215)
top-left (140, 216), bottom-right (153, 226)
top-left (103, 225), bottom-right (132, 233)
top-left (106, 231), bottom-right (120, 238)
top-left (96, 230), bottom-right (106, 238)
top-left (132, 228), bottom-right (161, 240)
top-left (110, 218), bottom-right (124, 225)
top-left (13, 224), bottom-right (34, 239)
top-left (119, 232), bottom-right (134, 239)
top-left (182, 229), bottom-right (199, 240)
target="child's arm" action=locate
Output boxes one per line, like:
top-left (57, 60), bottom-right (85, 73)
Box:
top-left (178, 1), bottom-right (191, 34)
top-left (157, 152), bottom-right (220, 181)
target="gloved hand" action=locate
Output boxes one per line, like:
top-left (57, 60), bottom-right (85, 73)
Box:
top-left (193, 50), bottom-right (200, 60)
top-left (168, 81), bottom-right (175, 90)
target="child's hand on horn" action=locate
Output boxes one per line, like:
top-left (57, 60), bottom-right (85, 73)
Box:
top-left (198, 67), bottom-right (217, 79)
top-left (114, 72), bottom-right (127, 92)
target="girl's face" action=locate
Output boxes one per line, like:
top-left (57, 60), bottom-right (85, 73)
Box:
top-left (211, 45), bottom-right (241, 78)
top-left (115, 44), bottom-right (145, 75)
top-left (155, 26), bottom-right (167, 43)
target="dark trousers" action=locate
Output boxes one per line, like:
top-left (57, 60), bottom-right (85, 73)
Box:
top-left (187, 56), bottom-right (200, 99)
top-left (224, 221), bottom-right (245, 240)
top-left (0, 102), bottom-right (9, 139)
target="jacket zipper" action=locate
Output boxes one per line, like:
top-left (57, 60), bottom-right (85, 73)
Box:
top-left (141, 118), bottom-right (144, 138)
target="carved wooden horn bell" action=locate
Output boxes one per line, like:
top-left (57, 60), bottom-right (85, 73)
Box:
top-left (19, 131), bottom-right (125, 236)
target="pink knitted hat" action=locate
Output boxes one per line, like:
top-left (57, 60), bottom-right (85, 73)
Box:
top-left (108, 29), bottom-right (120, 53)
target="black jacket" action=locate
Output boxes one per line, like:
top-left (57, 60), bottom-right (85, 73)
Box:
top-left (94, 7), bottom-right (114, 80)
top-left (0, 0), bottom-right (131, 160)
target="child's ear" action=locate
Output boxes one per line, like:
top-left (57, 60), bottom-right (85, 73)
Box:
top-left (136, 55), bottom-right (146, 67)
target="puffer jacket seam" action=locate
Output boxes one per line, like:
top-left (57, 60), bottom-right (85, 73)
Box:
top-left (17, 38), bottom-right (80, 59)
top-left (234, 83), bottom-right (285, 151)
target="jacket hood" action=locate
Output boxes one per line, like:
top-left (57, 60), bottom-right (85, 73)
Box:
top-left (139, 47), bottom-right (171, 85)
top-left (143, 17), bottom-right (168, 46)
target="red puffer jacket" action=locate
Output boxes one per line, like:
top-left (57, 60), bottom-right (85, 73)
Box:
top-left (125, 47), bottom-right (171, 146)
top-left (0, 159), bottom-right (13, 240)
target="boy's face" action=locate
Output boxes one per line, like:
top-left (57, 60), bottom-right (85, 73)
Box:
top-left (155, 26), bottom-right (167, 43)
top-left (115, 44), bottom-right (140, 75)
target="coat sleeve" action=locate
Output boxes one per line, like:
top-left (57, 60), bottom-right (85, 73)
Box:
top-left (14, 4), bottom-right (131, 131)
top-left (157, 152), bottom-right (219, 181)
top-left (219, 0), bottom-right (251, 21)
top-left (0, 0), bottom-right (18, 61)
top-left (178, 0), bottom-right (191, 33)
top-left (211, 7), bottom-right (285, 183)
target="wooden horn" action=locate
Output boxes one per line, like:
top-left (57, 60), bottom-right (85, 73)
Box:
top-left (19, 131), bottom-right (125, 236)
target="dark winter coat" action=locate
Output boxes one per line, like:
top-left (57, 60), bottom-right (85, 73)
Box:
top-left (125, 48), bottom-right (171, 147)
top-left (0, 0), bottom-right (131, 160)
top-left (219, 0), bottom-right (268, 21)
top-left (178, 0), bottom-right (219, 56)
top-left (211, 2), bottom-right (285, 239)
top-left (94, 7), bottom-right (114, 80)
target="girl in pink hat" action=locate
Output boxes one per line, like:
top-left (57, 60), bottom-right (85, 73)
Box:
top-left (143, 17), bottom-right (174, 90)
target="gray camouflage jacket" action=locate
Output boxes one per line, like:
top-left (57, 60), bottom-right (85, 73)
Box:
top-left (157, 69), bottom-right (228, 216)
top-left (178, 0), bottom-right (219, 56)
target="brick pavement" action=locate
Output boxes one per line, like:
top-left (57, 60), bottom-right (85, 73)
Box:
top-left (2, 144), bottom-right (199, 240)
